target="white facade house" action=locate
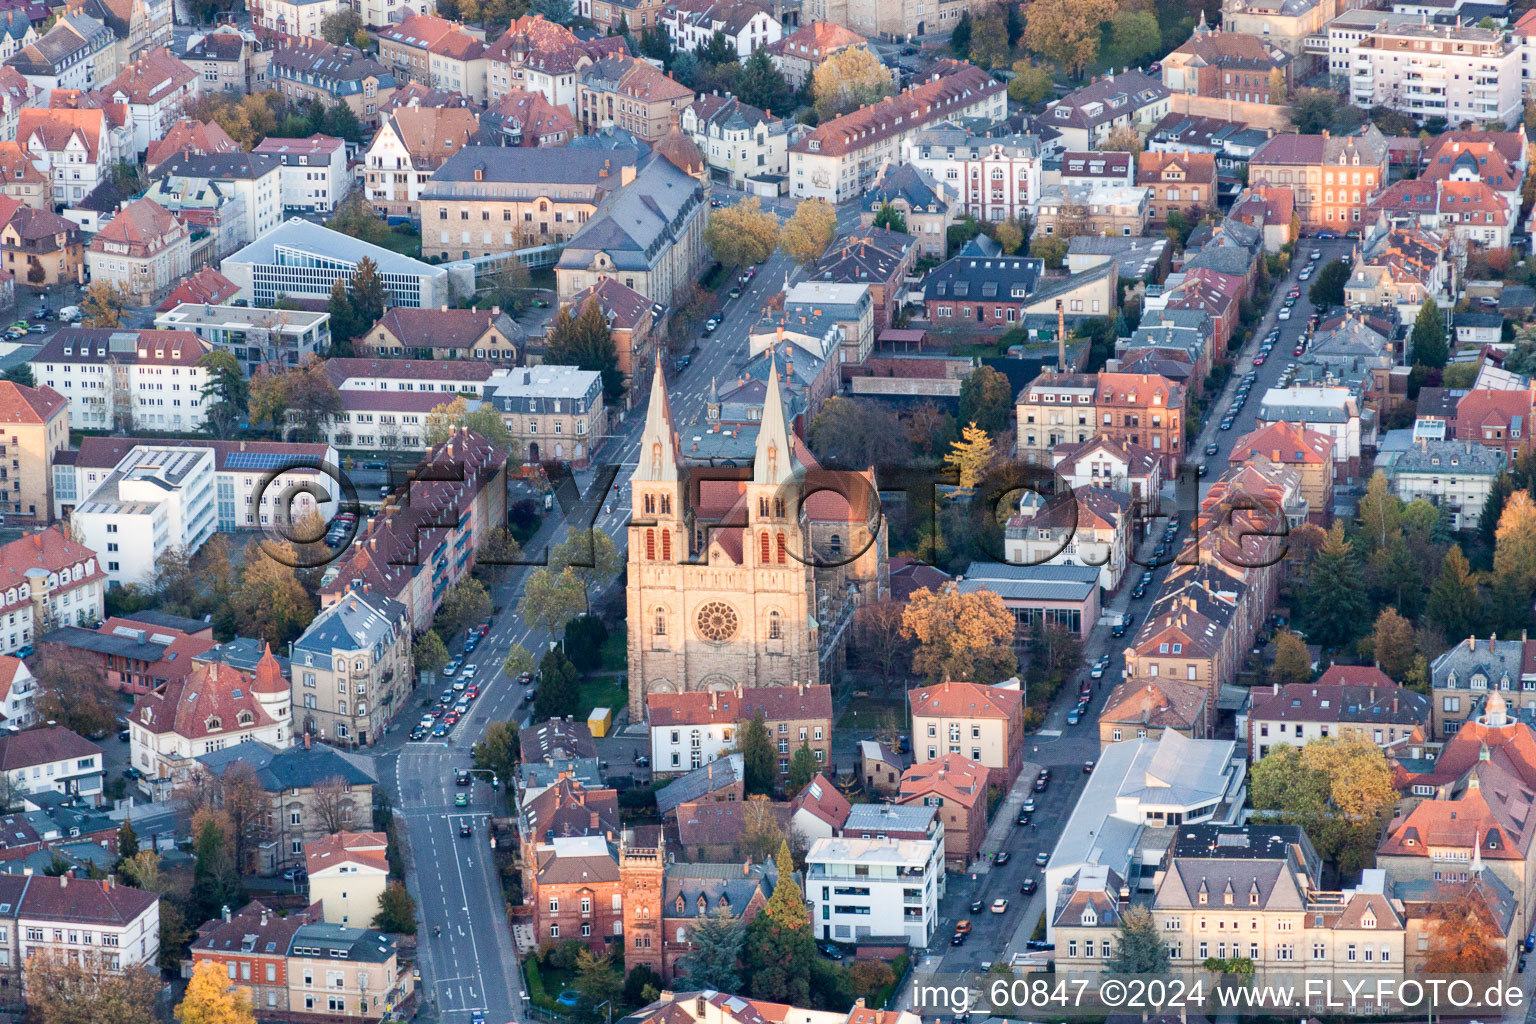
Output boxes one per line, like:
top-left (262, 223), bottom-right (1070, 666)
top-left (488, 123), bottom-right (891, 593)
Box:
top-left (1043, 731), bottom-right (1246, 941)
top-left (900, 126), bottom-right (1043, 223)
top-left (252, 0), bottom-right (345, 39)
top-left (16, 875), bottom-right (161, 974)
top-left (1348, 22), bottom-right (1522, 128)
top-left (682, 95), bottom-right (793, 192)
top-left (222, 218), bottom-right (458, 309)
top-left (153, 304), bottom-right (330, 376)
top-left (0, 725), bottom-right (104, 804)
top-left (103, 49), bottom-right (200, 159)
top-left (1384, 438), bottom-right (1504, 531)
top-left (354, 0), bottom-right (434, 29)
top-left (0, 527), bottom-right (106, 657)
top-left (805, 834), bottom-right (946, 947)
top-left (0, 656), bottom-right (37, 728)
top-left (661, 1), bottom-right (782, 60)
top-left (18, 108), bottom-right (110, 207)
top-left (1256, 386), bottom-right (1364, 479)
top-left (252, 135), bottom-right (349, 214)
top-left (148, 152), bottom-right (282, 249)
top-left (32, 329), bottom-right (214, 432)
top-left (71, 446), bottom-right (217, 589)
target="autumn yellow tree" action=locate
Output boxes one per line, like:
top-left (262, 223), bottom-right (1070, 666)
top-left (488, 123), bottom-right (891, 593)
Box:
top-left (1494, 489), bottom-right (1536, 596)
top-left (901, 581), bottom-right (1018, 683)
top-left (1023, 0), bottom-right (1113, 80)
top-left (944, 422), bottom-right (994, 490)
top-left (811, 46), bottom-right (893, 120)
top-left (176, 960), bottom-right (257, 1024)
top-left (704, 197), bottom-right (780, 267)
top-left (81, 281), bottom-right (131, 328)
top-left (1422, 879), bottom-right (1510, 974)
top-left (779, 199), bottom-right (837, 267)
top-left (994, 221), bottom-right (1024, 255)
top-left (232, 538), bottom-right (315, 646)
top-left (1104, 123), bottom-right (1144, 155)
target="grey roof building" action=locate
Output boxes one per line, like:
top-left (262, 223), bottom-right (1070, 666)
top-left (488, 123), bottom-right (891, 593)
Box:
top-left (860, 162), bottom-right (951, 215)
top-left (423, 144), bottom-right (643, 199)
top-left (655, 753), bottom-right (744, 816)
top-left (663, 860), bottom-right (777, 916)
top-left (195, 739), bottom-right (378, 791)
top-left (923, 253), bottom-right (1044, 305)
top-left (292, 590), bottom-right (407, 664)
top-left (842, 802), bottom-right (940, 837)
top-left (221, 218), bottom-right (456, 309)
top-left (1043, 71), bottom-right (1170, 136)
top-left (956, 561), bottom-right (1102, 602)
top-left (1067, 235), bottom-right (1170, 283)
top-left (195, 637), bottom-right (291, 677)
top-left (288, 921), bottom-right (399, 963)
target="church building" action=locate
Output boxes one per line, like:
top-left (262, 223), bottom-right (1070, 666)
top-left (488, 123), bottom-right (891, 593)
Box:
top-left (624, 360), bottom-right (887, 720)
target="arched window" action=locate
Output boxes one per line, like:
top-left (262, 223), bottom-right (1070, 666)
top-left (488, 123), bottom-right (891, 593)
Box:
top-left (776, 532), bottom-right (787, 564)
top-left (661, 529), bottom-right (672, 561)
top-left (643, 493), bottom-right (655, 515)
top-left (654, 609), bottom-right (666, 635)
top-left (760, 531), bottom-right (771, 563)
top-left (651, 441), bottom-right (662, 476)
top-left (769, 610), bottom-right (782, 639)
top-left (660, 494), bottom-right (671, 514)
top-left (766, 445), bottom-right (777, 480)
top-left (830, 533), bottom-right (842, 555)
top-left (645, 529), bottom-right (656, 560)
top-left (773, 497), bottom-right (784, 518)
top-left (759, 496), bottom-right (769, 517)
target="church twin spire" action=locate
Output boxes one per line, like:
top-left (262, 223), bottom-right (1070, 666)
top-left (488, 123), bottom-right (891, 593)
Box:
top-left (634, 358), bottom-right (680, 484)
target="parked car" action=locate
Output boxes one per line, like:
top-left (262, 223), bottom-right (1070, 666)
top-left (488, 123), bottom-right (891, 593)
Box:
top-left (994, 851), bottom-right (1010, 865)
top-left (1035, 851), bottom-right (1049, 866)
top-left (1020, 878), bottom-right (1037, 895)
top-left (818, 943), bottom-right (844, 960)
top-left (970, 898), bottom-right (985, 913)
top-left (991, 898), bottom-right (1009, 913)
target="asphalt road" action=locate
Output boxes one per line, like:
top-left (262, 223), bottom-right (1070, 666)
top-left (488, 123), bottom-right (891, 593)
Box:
top-left (370, 183), bottom-right (841, 1024)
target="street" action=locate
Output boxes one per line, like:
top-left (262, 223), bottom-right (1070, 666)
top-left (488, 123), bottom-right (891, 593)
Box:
top-left (371, 182), bottom-right (840, 1024)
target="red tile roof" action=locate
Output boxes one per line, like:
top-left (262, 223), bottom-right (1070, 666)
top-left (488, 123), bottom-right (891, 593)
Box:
top-left (0, 527), bottom-right (104, 613)
top-left (1317, 665), bottom-right (1396, 688)
top-left (155, 266), bottom-right (239, 312)
top-left (909, 680), bottom-right (1023, 720)
top-left (897, 752), bottom-right (986, 809)
top-left (18, 107), bottom-right (101, 161)
top-left (18, 874), bottom-right (158, 926)
top-left (647, 684), bottom-right (832, 726)
top-left (769, 19), bottom-right (867, 59)
top-left (1380, 768), bottom-right (1535, 861)
top-left (146, 118), bottom-right (239, 170)
top-left (0, 725), bottom-right (100, 771)
top-left (1100, 677), bottom-right (1208, 730)
top-left (0, 380), bottom-right (64, 424)
top-left (790, 772), bottom-right (850, 830)
top-left (791, 60), bottom-right (1002, 159)
top-left (130, 657), bottom-right (279, 738)
top-left (1232, 419), bottom-right (1334, 466)
top-left (305, 830), bottom-right (388, 875)
top-left (89, 197), bottom-right (185, 257)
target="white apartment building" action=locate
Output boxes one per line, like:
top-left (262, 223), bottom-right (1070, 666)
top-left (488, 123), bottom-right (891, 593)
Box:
top-left (1349, 22), bottom-right (1521, 128)
top-left (324, 356), bottom-right (496, 394)
top-left (900, 126), bottom-right (1043, 223)
top-left (153, 303), bottom-right (330, 376)
top-left (790, 62), bottom-right (1006, 201)
top-left (1256, 386), bottom-right (1364, 480)
top-left (252, 135), bottom-right (349, 214)
top-left (1316, 10), bottom-right (1420, 81)
top-left (252, 0), bottom-right (345, 39)
top-left (290, 589), bottom-right (412, 748)
top-left (661, 1), bottom-right (782, 59)
top-left (14, 875), bottom-right (161, 974)
top-left (0, 656), bottom-right (37, 729)
top-left (71, 446), bottom-right (217, 588)
top-left (149, 152), bottom-right (282, 249)
top-left (31, 329), bottom-right (214, 432)
top-left (0, 527), bottom-right (105, 657)
top-left (805, 834), bottom-right (946, 947)
top-left (1384, 438), bottom-right (1504, 530)
top-left (0, 725), bottom-right (104, 804)
top-left (682, 95), bottom-right (793, 193)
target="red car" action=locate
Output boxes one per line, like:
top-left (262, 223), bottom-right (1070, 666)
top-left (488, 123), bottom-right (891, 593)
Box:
top-left (1294, 345), bottom-right (1305, 356)
top-left (464, 686), bottom-right (479, 699)
top-left (1253, 354), bottom-right (1267, 365)
top-left (429, 706), bottom-right (446, 719)
top-left (444, 711), bottom-right (462, 726)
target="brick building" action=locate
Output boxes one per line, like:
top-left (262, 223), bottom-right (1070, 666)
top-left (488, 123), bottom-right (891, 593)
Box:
top-left (1248, 126), bottom-right (1388, 231)
top-left (1095, 371), bottom-right (1186, 474)
top-left (1136, 151), bottom-right (1218, 227)
top-left (896, 752), bottom-right (988, 869)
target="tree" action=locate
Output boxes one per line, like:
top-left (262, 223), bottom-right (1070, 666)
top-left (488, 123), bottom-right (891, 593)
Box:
top-left (901, 581), bottom-right (1018, 684)
top-left (638, 24), bottom-right (673, 64)
top-left (348, 256), bottom-right (387, 332)
top-left (327, 277), bottom-right (360, 353)
top-left (549, 527), bottom-right (623, 613)
top-left (741, 794), bottom-right (788, 863)
top-left (950, 10), bottom-right (972, 57)
top-left (787, 741), bottom-right (818, 793)
top-left (1288, 88), bottom-right (1348, 134)
top-left (176, 959), bottom-right (257, 1024)
top-left (1269, 630), bottom-right (1312, 687)
top-left (1308, 258), bottom-right (1350, 308)
top-left (1105, 8), bottom-right (1161, 70)
top-left (745, 843), bottom-right (815, 1004)
top-left (483, 258), bottom-right (531, 314)
top-left (247, 367), bottom-right (289, 432)
top-left (1371, 608), bottom-right (1416, 681)
top-left (198, 349), bottom-right (248, 437)
top-left (1008, 60), bottom-right (1055, 105)
top-left (966, 5), bottom-right (1011, 69)
top-left (811, 47), bottom-right (892, 120)
top-left (696, 28), bottom-right (736, 66)
top-left (1356, 470), bottom-right (1402, 554)
top-left (736, 48), bottom-right (792, 114)
top-left (1302, 523), bottom-right (1369, 650)
top-left (372, 881), bottom-right (418, 934)
top-left (736, 710), bottom-right (776, 795)
top-left (1494, 490), bottom-right (1536, 596)
top-left (994, 220), bottom-right (1024, 255)
top-left (1, 363), bottom-right (33, 387)
top-left (437, 577), bottom-right (492, 639)
top-left (502, 643), bottom-right (536, 680)
top-left (24, 950), bottom-right (161, 1024)
top-left (807, 397), bottom-right (909, 470)
top-left (1427, 545), bottom-right (1482, 642)
top-left (34, 648), bottom-right (117, 739)
top-left (703, 197), bottom-right (780, 267)
top-left (943, 422), bottom-right (995, 490)
top-left (282, 356), bottom-right (343, 442)
top-left (231, 538), bottom-right (314, 646)
top-left (1103, 123), bottom-right (1144, 156)
top-left (679, 908), bottom-right (745, 991)
top-left (414, 629), bottom-right (449, 676)
top-left (852, 600), bottom-right (911, 687)
top-left (472, 719), bottom-right (520, 785)
top-left (518, 565), bottom-right (587, 637)
top-left (779, 198), bottom-right (837, 267)
top-left (117, 849), bottom-right (164, 893)
top-left (532, 0), bottom-right (572, 19)
top-left (1022, 0), bottom-right (1109, 79)
top-left (573, 948), bottom-right (623, 1024)
top-left (1030, 234), bottom-right (1069, 269)
top-left (959, 367), bottom-right (1013, 436)
top-left (1422, 879), bottom-right (1510, 974)
top-left (547, 296), bottom-right (623, 400)
top-left (1250, 738), bottom-right (1396, 873)
top-left (116, 818), bottom-right (139, 861)
top-left (218, 761), bottom-right (270, 873)
top-left (1411, 297), bottom-right (1448, 368)
top-left (190, 812), bottom-right (244, 928)
top-left (319, 8), bottom-right (364, 45)
top-left (326, 194), bottom-right (390, 248)
top-left (159, 899), bottom-right (193, 970)
top-left (310, 776), bottom-right (356, 834)
top-left (80, 281), bottom-right (129, 328)
top-left (871, 202), bottom-right (907, 234)
top-left (1107, 906), bottom-right (1169, 974)
top-left (533, 647), bottom-right (580, 720)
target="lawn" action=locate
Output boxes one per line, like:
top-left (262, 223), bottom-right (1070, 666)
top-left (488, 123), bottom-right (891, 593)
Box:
top-left (599, 631), bottom-right (626, 671)
top-left (576, 675), bottom-right (625, 721)
top-left (380, 227), bottom-right (422, 259)
top-left (834, 695), bottom-right (904, 738)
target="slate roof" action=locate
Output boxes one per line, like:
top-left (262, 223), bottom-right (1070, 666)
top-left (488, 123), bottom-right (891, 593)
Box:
top-left (194, 739), bottom-right (377, 791)
top-left (427, 143), bottom-right (641, 186)
top-left (520, 719), bottom-right (598, 761)
top-left (662, 860), bottom-right (776, 919)
top-left (647, 684), bottom-right (832, 727)
top-left (860, 161), bottom-right (949, 214)
top-left (655, 754), bottom-right (744, 815)
top-left (1045, 71), bottom-right (1168, 132)
top-left (923, 252), bottom-right (1043, 304)
top-left (269, 39), bottom-right (395, 97)
top-left (1392, 438), bottom-right (1504, 475)
top-left (556, 155), bottom-right (704, 274)
top-left (1248, 681), bottom-right (1429, 727)
top-left (292, 589), bottom-right (406, 660)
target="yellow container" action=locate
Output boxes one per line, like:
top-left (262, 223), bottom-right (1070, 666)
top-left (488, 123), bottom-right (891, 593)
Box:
top-left (588, 707), bottom-right (612, 738)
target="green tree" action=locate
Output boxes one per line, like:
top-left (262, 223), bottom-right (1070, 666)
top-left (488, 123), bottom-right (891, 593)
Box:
top-left (1008, 60), bottom-right (1055, 105)
top-left (949, 10), bottom-right (972, 57)
top-left (677, 909), bottom-right (744, 991)
top-left (737, 710), bottom-right (775, 796)
top-left (994, 220), bottom-right (1024, 255)
top-left (547, 296), bottom-right (623, 401)
top-left (436, 577), bottom-right (492, 639)
top-left (320, 8), bottom-right (364, 45)
top-left (190, 814), bottom-right (243, 928)
top-left (372, 881), bottom-right (417, 934)
top-left (1250, 738), bottom-right (1397, 873)
top-left (327, 277), bottom-right (360, 353)
top-left (1302, 523), bottom-right (1369, 650)
top-left (745, 843), bottom-right (814, 1004)
top-left (573, 948), bottom-right (623, 1024)
top-left (736, 48), bottom-right (792, 114)
top-left (549, 527), bottom-right (623, 613)
top-left (1426, 545), bottom-right (1482, 641)
top-left (638, 24), bottom-right (673, 64)
top-left (533, 647), bottom-right (580, 720)
top-left (414, 629), bottom-right (449, 676)
top-left (1022, 0), bottom-right (1103, 78)
top-left (348, 256), bottom-right (387, 333)
top-left (321, 100), bottom-right (365, 145)
top-left (1370, 608), bottom-right (1416, 682)
top-left (1355, 470), bottom-right (1402, 553)
top-left (871, 202), bottom-right (907, 234)
top-left (959, 367), bottom-right (1013, 435)
top-left (1030, 234), bottom-right (1069, 269)
top-left (1308, 258), bottom-right (1350, 308)
top-left (697, 29), bottom-right (736, 66)
top-left (502, 643), bottom-right (535, 680)
top-left (1, 364), bottom-right (33, 387)
top-left (197, 349), bottom-right (249, 437)
top-left (787, 741), bottom-right (818, 793)
top-left (1107, 906), bottom-right (1169, 974)
top-left (472, 720), bottom-right (520, 785)
top-left (483, 258), bottom-right (531, 314)
top-left (1105, 9), bottom-right (1161, 69)
top-left (811, 47), bottom-right (892, 120)
top-left (117, 819), bottom-right (139, 861)
top-left (1412, 297), bottom-right (1448, 368)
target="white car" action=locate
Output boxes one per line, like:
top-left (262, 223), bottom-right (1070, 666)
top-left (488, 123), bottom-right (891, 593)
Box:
top-left (1277, 308), bottom-right (1292, 321)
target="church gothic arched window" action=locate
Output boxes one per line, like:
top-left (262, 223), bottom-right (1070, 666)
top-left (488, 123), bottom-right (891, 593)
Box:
top-left (645, 529), bottom-right (656, 560)
top-left (760, 531), bottom-right (770, 564)
top-left (661, 530), bottom-right (671, 561)
top-left (776, 532), bottom-right (787, 564)
top-left (654, 609), bottom-right (666, 635)
top-left (769, 610), bottom-right (782, 639)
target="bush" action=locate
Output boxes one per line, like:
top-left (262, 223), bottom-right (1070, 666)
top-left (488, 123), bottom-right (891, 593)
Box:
top-left (526, 957), bottom-right (557, 1010)
top-left (509, 499), bottom-right (542, 544)
top-left (564, 614), bottom-right (609, 672)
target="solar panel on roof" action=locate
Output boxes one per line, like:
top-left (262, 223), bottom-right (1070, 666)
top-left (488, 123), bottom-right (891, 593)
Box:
top-left (226, 452), bottom-right (321, 471)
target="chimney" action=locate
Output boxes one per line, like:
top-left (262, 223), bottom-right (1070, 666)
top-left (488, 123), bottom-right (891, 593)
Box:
top-left (221, 904), bottom-right (231, 922)
top-left (58, 874), bottom-right (67, 887)
top-left (743, 859), bottom-right (752, 876)
top-left (304, 733), bottom-right (311, 750)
